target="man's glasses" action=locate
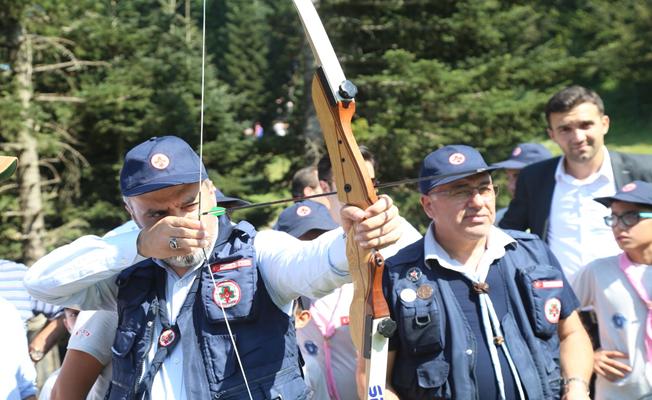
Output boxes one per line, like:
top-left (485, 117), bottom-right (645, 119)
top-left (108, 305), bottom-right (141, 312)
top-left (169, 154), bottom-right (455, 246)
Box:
top-left (603, 211), bottom-right (652, 228)
top-left (430, 184), bottom-right (498, 202)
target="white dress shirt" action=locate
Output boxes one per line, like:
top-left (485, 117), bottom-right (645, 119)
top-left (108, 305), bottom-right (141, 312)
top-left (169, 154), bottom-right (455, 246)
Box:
top-left (24, 221), bottom-right (349, 400)
top-left (548, 147), bottom-right (621, 285)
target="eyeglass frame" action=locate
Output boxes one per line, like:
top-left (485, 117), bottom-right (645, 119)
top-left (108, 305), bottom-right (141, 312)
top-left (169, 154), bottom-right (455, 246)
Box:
top-left (603, 211), bottom-right (652, 228)
top-left (428, 183), bottom-right (499, 202)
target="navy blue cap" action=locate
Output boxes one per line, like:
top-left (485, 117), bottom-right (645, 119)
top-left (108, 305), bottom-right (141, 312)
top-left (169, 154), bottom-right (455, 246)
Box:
top-left (492, 143), bottom-right (552, 170)
top-left (273, 200), bottom-right (339, 238)
top-left (419, 145), bottom-right (498, 194)
top-left (594, 180), bottom-right (652, 208)
top-left (120, 136), bottom-right (208, 197)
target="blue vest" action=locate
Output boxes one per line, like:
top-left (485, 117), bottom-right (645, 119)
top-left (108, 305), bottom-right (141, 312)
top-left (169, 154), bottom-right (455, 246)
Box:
top-left (385, 230), bottom-right (566, 400)
top-left (107, 217), bottom-right (309, 400)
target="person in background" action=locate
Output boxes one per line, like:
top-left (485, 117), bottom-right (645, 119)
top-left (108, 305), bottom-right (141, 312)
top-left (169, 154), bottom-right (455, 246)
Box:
top-left (293, 296), bottom-right (330, 400)
top-left (383, 145), bottom-right (592, 400)
top-left (500, 85), bottom-right (652, 285)
top-left (573, 180), bottom-right (652, 399)
top-left (39, 308), bottom-right (80, 400)
top-left (276, 158), bottom-right (421, 400)
top-left (0, 154), bottom-right (37, 400)
top-left (491, 142), bottom-right (552, 224)
top-left (291, 166), bottom-right (324, 199)
top-left (50, 310), bottom-right (118, 400)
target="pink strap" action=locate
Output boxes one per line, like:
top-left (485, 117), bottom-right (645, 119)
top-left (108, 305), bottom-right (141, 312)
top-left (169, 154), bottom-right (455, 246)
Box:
top-left (619, 253), bottom-right (652, 364)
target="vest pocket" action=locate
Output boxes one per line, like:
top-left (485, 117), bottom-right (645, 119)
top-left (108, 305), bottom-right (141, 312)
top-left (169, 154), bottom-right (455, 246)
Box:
top-left (515, 264), bottom-right (565, 339)
top-left (396, 296), bottom-right (442, 355)
top-left (394, 357), bottom-right (451, 399)
top-left (202, 334), bottom-right (238, 383)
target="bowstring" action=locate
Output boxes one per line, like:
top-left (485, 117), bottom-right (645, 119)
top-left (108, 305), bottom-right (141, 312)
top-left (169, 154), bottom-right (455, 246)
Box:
top-left (197, 1), bottom-right (253, 398)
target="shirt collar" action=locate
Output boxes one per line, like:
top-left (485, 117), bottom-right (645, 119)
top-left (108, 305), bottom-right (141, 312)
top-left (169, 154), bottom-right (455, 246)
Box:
top-left (554, 146), bottom-right (614, 185)
top-left (423, 223), bottom-right (515, 275)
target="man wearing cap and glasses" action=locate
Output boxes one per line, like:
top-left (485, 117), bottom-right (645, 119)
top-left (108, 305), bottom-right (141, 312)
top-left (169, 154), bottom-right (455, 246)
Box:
top-left (381, 145), bottom-right (592, 400)
top-left (25, 136), bottom-right (403, 400)
top-left (0, 155), bottom-right (38, 400)
top-left (572, 180), bottom-right (652, 399)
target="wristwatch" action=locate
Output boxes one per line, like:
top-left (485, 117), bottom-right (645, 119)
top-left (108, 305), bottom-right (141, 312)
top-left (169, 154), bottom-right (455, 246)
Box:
top-left (29, 348), bottom-right (45, 362)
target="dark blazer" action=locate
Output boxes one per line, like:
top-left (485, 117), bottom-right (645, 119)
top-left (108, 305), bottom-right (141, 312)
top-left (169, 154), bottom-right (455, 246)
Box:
top-left (499, 150), bottom-right (652, 241)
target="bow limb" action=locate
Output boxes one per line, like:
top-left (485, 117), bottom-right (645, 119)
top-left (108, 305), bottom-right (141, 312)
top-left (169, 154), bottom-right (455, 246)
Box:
top-left (293, 1), bottom-right (396, 399)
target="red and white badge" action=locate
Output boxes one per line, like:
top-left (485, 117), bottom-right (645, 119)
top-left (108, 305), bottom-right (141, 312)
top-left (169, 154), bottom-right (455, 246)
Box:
top-left (210, 258), bottom-right (252, 273)
top-left (213, 280), bottom-right (241, 308)
top-left (159, 328), bottom-right (176, 347)
top-left (448, 152), bottom-right (466, 165)
top-left (150, 153), bottom-right (170, 170)
top-left (544, 297), bottom-right (561, 324)
top-left (512, 146), bottom-right (522, 156)
top-left (532, 280), bottom-right (564, 289)
top-left (622, 182), bottom-right (637, 192)
top-left (296, 205), bottom-right (312, 217)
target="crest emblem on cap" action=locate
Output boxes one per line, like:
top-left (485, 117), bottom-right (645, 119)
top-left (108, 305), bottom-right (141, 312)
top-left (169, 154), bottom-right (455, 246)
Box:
top-left (544, 298), bottom-right (561, 324)
top-left (213, 280), bottom-right (241, 308)
top-left (150, 153), bottom-right (170, 170)
top-left (296, 205), bottom-right (312, 217)
top-left (621, 182), bottom-right (637, 192)
top-left (448, 153), bottom-right (466, 165)
top-left (512, 147), bottom-right (522, 156)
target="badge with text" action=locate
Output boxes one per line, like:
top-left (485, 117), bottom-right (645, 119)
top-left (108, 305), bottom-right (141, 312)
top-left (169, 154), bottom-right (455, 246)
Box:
top-left (417, 284), bottom-right (434, 300)
top-left (210, 258), bottom-right (253, 273)
top-left (544, 297), bottom-right (561, 323)
top-left (406, 267), bottom-right (422, 282)
top-left (158, 328), bottom-right (177, 347)
top-left (532, 280), bottom-right (563, 289)
top-left (400, 288), bottom-right (417, 303)
top-left (213, 280), bottom-right (242, 308)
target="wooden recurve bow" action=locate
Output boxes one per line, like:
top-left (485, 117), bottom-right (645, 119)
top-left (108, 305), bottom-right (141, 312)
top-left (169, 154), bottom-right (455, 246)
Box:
top-left (292, 2), bottom-right (396, 399)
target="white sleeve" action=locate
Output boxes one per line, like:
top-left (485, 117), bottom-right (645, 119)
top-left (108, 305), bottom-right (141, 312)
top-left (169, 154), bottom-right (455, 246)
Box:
top-left (67, 310), bottom-right (118, 366)
top-left (255, 228), bottom-right (349, 310)
top-left (2, 299), bottom-right (38, 399)
top-left (24, 222), bottom-right (143, 311)
top-left (572, 260), bottom-right (597, 308)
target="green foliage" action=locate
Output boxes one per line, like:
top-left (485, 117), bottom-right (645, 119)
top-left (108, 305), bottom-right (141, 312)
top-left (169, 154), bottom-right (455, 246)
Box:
top-left (1, 0), bottom-right (651, 262)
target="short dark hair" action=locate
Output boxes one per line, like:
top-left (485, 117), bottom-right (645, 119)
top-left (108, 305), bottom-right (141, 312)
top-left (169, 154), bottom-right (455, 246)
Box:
top-left (544, 85), bottom-right (605, 126)
top-left (317, 144), bottom-right (376, 183)
top-left (291, 166), bottom-right (319, 198)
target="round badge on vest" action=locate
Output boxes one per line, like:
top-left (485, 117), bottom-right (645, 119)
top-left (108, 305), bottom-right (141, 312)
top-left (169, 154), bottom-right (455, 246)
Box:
top-left (416, 284), bottom-right (434, 300)
top-left (213, 280), bottom-right (242, 308)
top-left (400, 288), bottom-right (417, 303)
top-left (159, 328), bottom-right (176, 347)
top-left (406, 267), bottom-right (422, 282)
top-left (544, 297), bottom-right (561, 323)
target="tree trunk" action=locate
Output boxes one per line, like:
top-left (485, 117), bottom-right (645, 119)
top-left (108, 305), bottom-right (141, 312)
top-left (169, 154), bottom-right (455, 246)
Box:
top-left (14, 29), bottom-right (46, 265)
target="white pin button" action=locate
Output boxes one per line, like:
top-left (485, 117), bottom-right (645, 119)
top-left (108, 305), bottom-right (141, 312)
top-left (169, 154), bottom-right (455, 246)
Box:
top-left (400, 288), bottom-right (417, 303)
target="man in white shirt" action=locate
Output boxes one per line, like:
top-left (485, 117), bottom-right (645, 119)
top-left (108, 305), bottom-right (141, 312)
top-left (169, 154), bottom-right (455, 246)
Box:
top-left (24, 136), bottom-right (403, 400)
top-left (500, 85), bottom-right (652, 284)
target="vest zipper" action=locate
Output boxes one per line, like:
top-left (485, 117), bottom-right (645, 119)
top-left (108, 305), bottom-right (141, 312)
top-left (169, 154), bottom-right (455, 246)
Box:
top-left (135, 302), bottom-right (158, 397)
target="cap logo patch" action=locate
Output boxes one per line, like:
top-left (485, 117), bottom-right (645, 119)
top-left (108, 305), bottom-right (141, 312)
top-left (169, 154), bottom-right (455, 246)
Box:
top-left (544, 297), bottom-right (561, 324)
top-left (512, 147), bottom-right (522, 156)
top-left (213, 280), bottom-right (241, 308)
top-left (150, 153), bottom-right (170, 170)
top-left (622, 182), bottom-right (637, 192)
top-left (448, 153), bottom-right (466, 165)
top-left (296, 205), bottom-right (312, 217)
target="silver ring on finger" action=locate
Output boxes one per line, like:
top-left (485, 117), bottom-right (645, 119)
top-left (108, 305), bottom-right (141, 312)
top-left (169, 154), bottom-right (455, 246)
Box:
top-left (169, 237), bottom-right (179, 250)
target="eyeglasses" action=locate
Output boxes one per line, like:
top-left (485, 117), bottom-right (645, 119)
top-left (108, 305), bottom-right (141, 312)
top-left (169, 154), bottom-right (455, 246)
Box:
top-left (430, 184), bottom-right (498, 202)
top-left (603, 211), bottom-right (652, 228)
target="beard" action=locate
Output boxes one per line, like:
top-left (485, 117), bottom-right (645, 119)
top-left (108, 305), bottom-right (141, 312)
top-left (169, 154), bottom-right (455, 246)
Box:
top-left (163, 248), bottom-right (207, 269)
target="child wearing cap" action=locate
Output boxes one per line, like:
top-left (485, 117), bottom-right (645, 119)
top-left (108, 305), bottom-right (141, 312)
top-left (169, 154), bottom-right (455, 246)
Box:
top-left (573, 180), bottom-right (652, 399)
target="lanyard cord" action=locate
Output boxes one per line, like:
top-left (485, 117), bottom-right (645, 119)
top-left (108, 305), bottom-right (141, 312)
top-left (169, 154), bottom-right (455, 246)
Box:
top-left (197, 1), bottom-right (253, 398)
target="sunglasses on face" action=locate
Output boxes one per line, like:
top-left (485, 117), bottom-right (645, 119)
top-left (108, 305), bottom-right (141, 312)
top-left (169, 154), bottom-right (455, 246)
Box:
top-left (603, 211), bottom-right (652, 228)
